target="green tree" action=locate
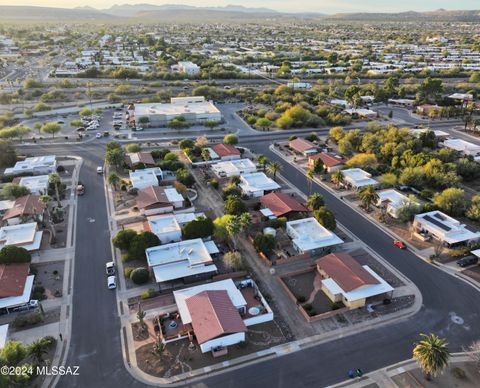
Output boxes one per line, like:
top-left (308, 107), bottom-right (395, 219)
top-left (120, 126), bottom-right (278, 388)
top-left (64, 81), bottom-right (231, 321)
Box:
top-left (128, 232), bottom-right (160, 260)
top-left (413, 333), bottom-right (450, 381)
top-left (223, 251), bottom-right (244, 271)
top-left (223, 134), bottom-right (238, 145)
top-left (307, 193), bottom-right (325, 211)
top-left (0, 246), bottom-right (31, 264)
top-left (182, 216), bottom-right (214, 239)
top-left (41, 122), bottom-right (61, 138)
top-left (311, 158), bottom-right (325, 174)
top-left (253, 232), bottom-right (275, 256)
top-left (108, 172), bottom-right (120, 190)
top-left (213, 214), bottom-right (235, 241)
top-left (112, 229), bottom-right (137, 251)
top-left (178, 138), bottom-right (195, 150)
top-left (329, 126), bottom-right (345, 143)
top-left (314, 206), bottom-right (336, 230)
top-left (48, 173), bottom-right (62, 207)
top-left (344, 85), bottom-right (362, 109)
top-left (466, 195), bottom-right (480, 221)
top-left (79, 108), bottom-right (93, 117)
top-left (346, 153), bottom-right (378, 169)
top-left (256, 117), bottom-right (272, 131)
top-left (0, 140), bottom-right (16, 167)
top-left (266, 161), bottom-right (282, 181)
top-left (331, 170), bottom-right (345, 188)
top-left (433, 188), bottom-right (465, 216)
top-left (28, 338), bottom-right (49, 365)
top-left (125, 143), bottom-right (141, 153)
top-left (137, 304), bottom-right (146, 328)
top-left (396, 195), bottom-right (421, 222)
top-left (419, 77), bottom-right (443, 103)
top-left (106, 147), bottom-right (126, 170)
top-left (1, 183), bottom-right (30, 199)
top-left (358, 185), bottom-right (379, 211)
top-left (378, 173), bottom-right (397, 188)
top-left (224, 195), bottom-right (247, 215)
top-left (255, 154), bottom-right (269, 171)
top-left (176, 168), bottom-right (195, 187)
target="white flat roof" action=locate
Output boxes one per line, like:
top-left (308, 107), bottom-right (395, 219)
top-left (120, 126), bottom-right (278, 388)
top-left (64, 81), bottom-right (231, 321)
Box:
top-left (322, 266), bottom-right (393, 302)
top-left (173, 279), bottom-right (246, 324)
top-left (18, 175), bottom-right (49, 193)
top-left (287, 217), bottom-right (343, 251)
top-left (239, 172), bottom-right (280, 193)
top-left (0, 223), bottom-right (41, 248)
top-left (148, 215), bottom-right (181, 235)
top-left (415, 211), bottom-right (480, 244)
top-left (4, 155), bottom-right (56, 175)
top-left (443, 139), bottom-right (480, 155)
top-left (129, 168), bottom-right (161, 188)
top-left (0, 200), bottom-right (14, 212)
top-left (152, 262), bottom-right (217, 283)
top-left (135, 99), bottom-right (219, 116)
top-left (164, 188), bottom-right (183, 203)
top-left (211, 159), bottom-right (256, 176)
top-left (0, 275), bottom-right (34, 309)
top-left (377, 189), bottom-right (413, 209)
top-left (342, 168), bottom-right (378, 187)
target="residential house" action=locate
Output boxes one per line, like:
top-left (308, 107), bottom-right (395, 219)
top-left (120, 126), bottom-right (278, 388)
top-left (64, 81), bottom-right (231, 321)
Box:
top-left (289, 138), bottom-right (318, 156)
top-left (15, 175), bottom-right (49, 195)
top-left (239, 172), bottom-right (280, 198)
top-left (342, 168), bottom-right (379, 190)
top-left (307, 153), bottom-right (347, 173)
top-left (345, 108), bottom-right (377, 119)
top-left (259, 192), bottom-right (307, 218)
top-left (0, 222), bottom-right (43, 251)
top-left (136, 185), bottom-right (184, 216)
top-left (125, 152), bottom-right (155, 168)
top-left (376, 189), bottom-right (419, 219)
top-left (442, 139), bottom-right (480, 161)
top-left (166, 278), bottom-right (273, 353)
top-left (145, 213), bottom-right (205, 244)
top-left (0, 263), bottom-right (35, 313)
top-left (286, 217), bottom-right (343, 255)
top-left (211, 159), bottom-right (256, 178)
top-left (2, 195), bottom-right (46, 225)
top-left (145, 238), bottom-right (218, 286)
top-left (129, 168), bottom-right (163, 190)
top-left (4, 156), bottom-right (56, 176)
top-left (209, 143), bottom-right (241, 161)
top-left (316, 252), bottom-right (394, 309)
top-left (413, 211), bottom-right (480, 247)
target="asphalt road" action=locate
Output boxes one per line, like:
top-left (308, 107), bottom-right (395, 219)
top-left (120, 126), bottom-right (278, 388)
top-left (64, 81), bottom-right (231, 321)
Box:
top-left (22, 127), bottom-right (480, 388)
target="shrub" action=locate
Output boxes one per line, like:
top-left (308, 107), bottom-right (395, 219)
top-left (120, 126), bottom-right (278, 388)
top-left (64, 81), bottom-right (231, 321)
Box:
top-left (210, 179), bottom-right (219, 189)
top-left (308, 310), bottom-right (317, 316)
top-left (451, 367), bottom-right (466, 379)
top-left (253, 232), bottom-right (275, 256)
top-left (13, 312), bottom-right (43, 328)
top-left (130, 267), bottom-right (150, 285)
top-left (140, 288), bottom-right (156, 300)
top-left (331, 302), bottom-right (341, 310)
top-left (296, 295), bottom-right (306, 303)
top-left (224, 195), bottom-right (247, 215)
top-left (32, 286), bottom-right (46, 301)
top-left (121, 253), bottom-right (131, 262)
top-left (56, 165), bottom-right (65, 173)
top-left (302, 303), bottom-right (312, 311)
top-left (124, 267), bottom-right (134, 278)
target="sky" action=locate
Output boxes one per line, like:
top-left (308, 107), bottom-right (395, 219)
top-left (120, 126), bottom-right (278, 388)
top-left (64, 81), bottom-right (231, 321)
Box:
top-left (0, 0), bottom-right (478, 13)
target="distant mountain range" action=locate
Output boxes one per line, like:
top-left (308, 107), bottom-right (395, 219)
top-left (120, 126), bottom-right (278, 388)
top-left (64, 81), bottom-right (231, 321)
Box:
top-left (0, 4), bottom-right (479, 22)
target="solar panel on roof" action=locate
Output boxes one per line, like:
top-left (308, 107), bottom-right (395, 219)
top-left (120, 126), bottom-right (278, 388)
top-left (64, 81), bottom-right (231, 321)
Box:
top-left (423, 215), bottom-right (451, 231)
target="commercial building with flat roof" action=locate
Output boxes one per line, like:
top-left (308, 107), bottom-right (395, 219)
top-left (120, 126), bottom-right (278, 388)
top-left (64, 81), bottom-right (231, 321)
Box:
top-left (133, 96), bottom-right (221, 127)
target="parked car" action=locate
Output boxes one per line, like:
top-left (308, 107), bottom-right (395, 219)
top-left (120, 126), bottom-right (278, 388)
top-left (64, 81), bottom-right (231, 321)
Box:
top-left (107, 276), bottom-right (116, 290)
top-left (96, 166), bottom-right (103, 174)
top-left (12, 300), bottom-right (39, 312)
top-left (106, 261), bottom-right (115, 276)
top-left (456, 256), bottom-right (478, 268)
top-left (103, 131), bottom-right (110, 137)
top-left (393, 240), bottom-right (406, 249)
top-left (95, 133), bottom-right (102, 139)
top-left (76, 184), bottom-right (85, 196)
top-left (76, 127), bottom-right (85, 132)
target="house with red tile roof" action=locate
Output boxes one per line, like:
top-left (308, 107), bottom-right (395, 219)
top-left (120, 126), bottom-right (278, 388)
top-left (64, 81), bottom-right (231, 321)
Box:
top-left (2, 195), bottom-right (46, 225)
top-left (316, 252), bottom-right (393, 308)
top-left (289, 138), bottom-right (318, 156)
top-left (307, 152), bottom-right (348, 173)
top-left (259, 192), bottom-right (307, 218)
top-left (0, 263), bottom-right (35, 312)
top-left (210, 143), bottom-right (241, 161)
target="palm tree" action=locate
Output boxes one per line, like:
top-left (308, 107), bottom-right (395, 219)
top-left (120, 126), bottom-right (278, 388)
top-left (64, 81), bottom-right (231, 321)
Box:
top-left (331, 170), bottom-right (345, 189)
top-left (307, 193), bottom-right (324, 211)
top-left (48, 173), bottom-right (62, 207)
top-left (39, 195), bottom-right (55, 238)
top-left (256, 154), bottom-right (269, 172)
top-left (358, 185), bottom-right (379, 211)
top-left (413, 333), bottom-right (450, 381)
top-left (266, 161), bottom-right (282, 181)
top-left (226, 216), bottom-right (242, 250)
top-left (108, 172), bottom-right (120, 190)
top-left (306, 169), bottom-right (315, 195)
top-left (28, 339), bottom-right (49, 366)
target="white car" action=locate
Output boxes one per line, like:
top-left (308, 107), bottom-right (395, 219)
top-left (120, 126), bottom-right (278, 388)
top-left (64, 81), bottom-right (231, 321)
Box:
top-left (107, 276), bottom-right (116, 290)
top-left (96, 166), bottom-right (103, 174)
top-left (95, 133), bottom-right (102, 138)
top-left (106, 261), bottom-right (115, 275)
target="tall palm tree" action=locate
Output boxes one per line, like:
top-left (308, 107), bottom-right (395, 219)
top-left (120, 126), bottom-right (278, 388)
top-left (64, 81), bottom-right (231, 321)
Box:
top-left (226, 216), bottom-right (242, 250)
top-left (307, 193), bottom-right (325, 211)
top-left (413, 333), bottom-right (450, 381)
top-left (266, 161), bottom-right (282, 181)
top-left (256, 154), bottom-right (269, 172)
top-left (39, 195), bottom-right (55, 238)
top-left (48, 173), bottom-right (62, 207)
top-left (306, 169), bottom-right (315, 195)
top-left (358, 185), bottom-right (379, 211)
top-left (331, 170), bottom-right (345, 189)
top-left (28, 339), bottom-right (49, 366)
top-left (137, 304), bottom-right (146, 329)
